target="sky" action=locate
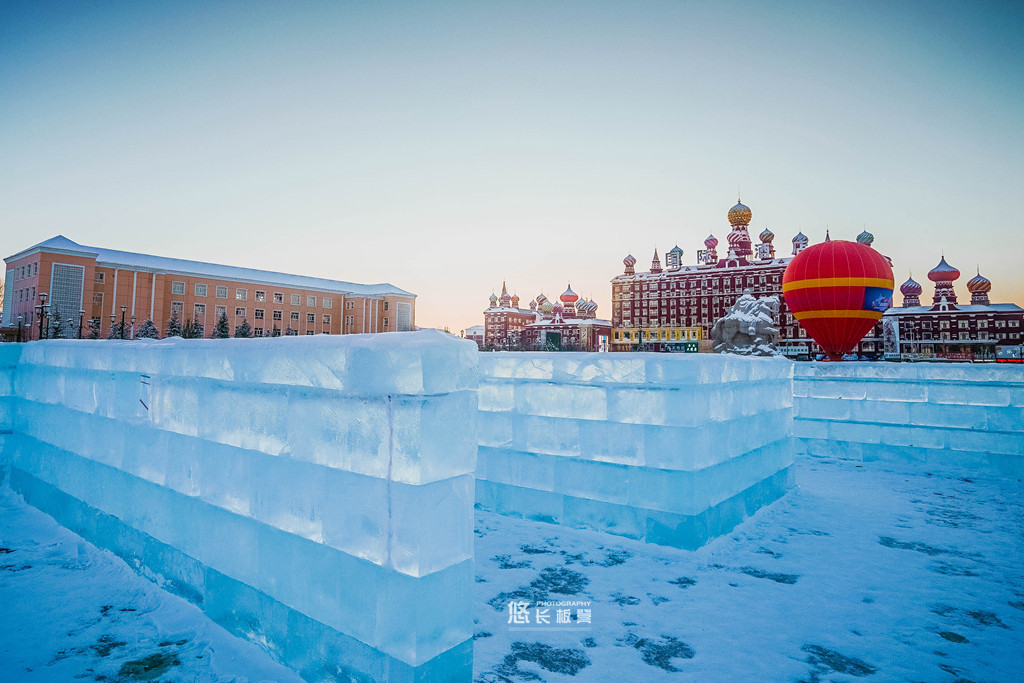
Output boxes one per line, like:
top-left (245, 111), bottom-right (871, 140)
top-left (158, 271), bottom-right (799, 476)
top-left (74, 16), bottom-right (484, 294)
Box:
top-left (2, 0), bottom-right (1022, 333)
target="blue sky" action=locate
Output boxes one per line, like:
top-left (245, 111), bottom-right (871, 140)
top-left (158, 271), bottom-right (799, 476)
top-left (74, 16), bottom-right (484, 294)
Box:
top-left (2, 1), bottom-right (1022, 331)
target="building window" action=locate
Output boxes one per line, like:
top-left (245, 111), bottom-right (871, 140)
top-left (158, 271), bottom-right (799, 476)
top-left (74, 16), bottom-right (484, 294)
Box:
top-left (995, 320), bottom-right (1006, 328)
top-left (291, 294), bottom-right (301, 305)
top-left (235, 307), bottom-right (245, 317)
top-left (236, 288), bottom-right (247, 301)
top-left (958, 320), bottom-right (969, 329)
top-left (384, 301), bottom-right (389, 311)
top-left (254, 328), bottom-right (264, 337)
top-left (307, 313), bottom-right (315, 324)
top-left (92, 292), bottom-right (103, 305)
top-left (306, 330), bottom-right (314, 335)
top-left (195, 283), bottom-right (208, 297)
top-left (1011, 320), bottom-right (1021, 328)
top-left (383, 317), bottom-right (389, 328)
top-left (940, 321), bottom-right (950, 330)
top-left (307, 295), bottom-right (317, 307)
top-left (255, 290), bottom-right (266, 302)
top-left (346, 301), bottom-right (354, 309)
top-left (323, 296), bottom-right (332, 308)
top-left (273, 310), bottom-right (282, 321)
top-left (95, 272), bottom-right (105, 283)
top-left (194, 303), bottom-right (206, 321)
top-left (323, 314), bottom-right (331, 325)
top-left (171, 281), bottom-right (185, 295)
top-left (274, 292), bottom-right (283, 304)
top-left (290, 311), bottom-right (300, 321)
top-left (216, 286), bottom-right (228, 299)
top-left (255, 309), bottom-right (264, 320)
top-left (171, 302), bottom-right (183, 316)
top-left (215, 305), bottom-right (227, 319)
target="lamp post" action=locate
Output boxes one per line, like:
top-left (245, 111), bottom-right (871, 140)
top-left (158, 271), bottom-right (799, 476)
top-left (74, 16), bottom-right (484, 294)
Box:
top-left (78, 310), bottom-right (85, 339)
top-left (120, 305), bottom-right (128, 340)
top-left (110, 313), bottom-right (116, 338)
top-left (17, 315), bottom-right (23, 343)
top-left (130, 314), bottom-right (136, 340)
top-left (36, 292), bottom-right (48, 340)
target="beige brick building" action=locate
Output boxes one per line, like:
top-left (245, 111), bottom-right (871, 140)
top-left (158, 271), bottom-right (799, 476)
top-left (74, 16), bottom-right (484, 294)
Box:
top-left (3, 236), bottom-right (415, 339)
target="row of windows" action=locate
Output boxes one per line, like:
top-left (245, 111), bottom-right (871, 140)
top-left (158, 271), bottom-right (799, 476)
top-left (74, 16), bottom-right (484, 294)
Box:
top-left (15, 262), bottom-right (39, 280)
top-left (14, 286), bottom-right (37, 303)
top-left (168, 281), bottom-right (336, 308)
top-left (615, 274), bottom-right (781, 293)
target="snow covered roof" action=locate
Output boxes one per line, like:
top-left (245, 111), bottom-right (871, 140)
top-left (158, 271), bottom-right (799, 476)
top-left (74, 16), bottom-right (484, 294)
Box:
top-left (9, 236), bottom-right (415, 298)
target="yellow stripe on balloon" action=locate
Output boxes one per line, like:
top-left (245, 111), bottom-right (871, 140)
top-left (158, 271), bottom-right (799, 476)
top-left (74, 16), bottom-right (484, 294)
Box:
top-left (792, 309), bottom-right (884, 320)
top-left (782, 277), bottom-right (894, 293)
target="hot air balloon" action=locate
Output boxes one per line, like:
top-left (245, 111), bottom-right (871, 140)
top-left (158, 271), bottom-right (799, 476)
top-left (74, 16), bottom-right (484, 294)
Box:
top-left (782, 240), bottom-right (894, 360)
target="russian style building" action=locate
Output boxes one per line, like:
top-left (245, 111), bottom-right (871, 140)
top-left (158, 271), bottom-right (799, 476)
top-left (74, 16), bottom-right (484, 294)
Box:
top-left (482, 282), bottom-right (611, 351)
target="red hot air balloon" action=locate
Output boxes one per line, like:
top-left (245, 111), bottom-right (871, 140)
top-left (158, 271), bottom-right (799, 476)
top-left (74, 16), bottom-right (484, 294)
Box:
top-left (782, 240), bottom-right (894, 360)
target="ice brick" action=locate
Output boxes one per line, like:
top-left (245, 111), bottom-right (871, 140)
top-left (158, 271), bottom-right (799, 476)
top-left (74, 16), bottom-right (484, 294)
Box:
top-left (388, 474), bottom-right (473, 577)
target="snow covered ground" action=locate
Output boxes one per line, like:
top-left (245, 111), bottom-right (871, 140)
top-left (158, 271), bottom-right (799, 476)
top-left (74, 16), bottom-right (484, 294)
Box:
top-left (472, 453), bottom-right (1024, 682)
top-left (3, 450), bottom-right (1023, 682)
top-left (0, 489), bottom-right (303, 683)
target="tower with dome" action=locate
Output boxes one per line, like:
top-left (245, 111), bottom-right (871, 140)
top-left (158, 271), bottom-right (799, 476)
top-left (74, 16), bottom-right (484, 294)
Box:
top-left (880, 257), bottom-right (1023, 360)
top-left (611, 198), bottom-right (820, 354)
top-left (482, 282), bottom-right (611, 351)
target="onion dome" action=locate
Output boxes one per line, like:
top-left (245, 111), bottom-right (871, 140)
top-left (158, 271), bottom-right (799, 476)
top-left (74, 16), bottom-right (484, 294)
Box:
top-left (529, 300), bottom-right (537, 310)
top-left (536, 293), bottom-right (547, 304)
top-left (759, 228), bottom-right (774, 243)
top-left (728, 201), bottom-right (752, 225)
top-left (927, 256), bottom-right (960, 282)
top-left (553, 302), bottom-right (564, 313)
top-left (857, 230), bottom-right (874, 245)
top-left (510, 294), bottom-right (520, 307)
top-left (704, 234), bottom-right (718, 249)
top-left (588, 300), bottom-right (599, 312)
top-left (623, 254), bottom-right (636, 268)
top-left (900, 276), bottom-right (922, 296)
top-left (967, 270), bottom-right (991, 293)
top-left (489, 293), bottom-right (498, 305)
top-left (540, 301), bottom-right (554, 314)
top-left (560, 284), bottom-right (579, 304)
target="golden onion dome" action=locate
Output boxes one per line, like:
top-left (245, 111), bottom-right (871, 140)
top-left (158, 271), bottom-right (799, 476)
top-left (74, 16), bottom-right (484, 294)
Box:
top-left (728, 201), bottom-right (752, 225)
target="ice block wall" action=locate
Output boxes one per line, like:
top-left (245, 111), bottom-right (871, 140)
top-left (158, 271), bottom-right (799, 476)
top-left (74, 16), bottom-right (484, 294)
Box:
top-left (476, 353), bottom-right (795, 549)
top-left (0, 331), bottom-right (478, 682)
top-left (793, 363), bottom-right (1024, 475)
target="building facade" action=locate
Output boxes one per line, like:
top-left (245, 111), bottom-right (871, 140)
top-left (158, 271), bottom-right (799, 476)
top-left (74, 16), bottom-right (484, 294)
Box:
top-left (881, 258), bottom-right (1023, 360)
top-left (610, 200), bottom-right (824, 354)
top-left (2, 236), bottom-right (415, 339)
top-left (483, 282), bottom-right (611, 351)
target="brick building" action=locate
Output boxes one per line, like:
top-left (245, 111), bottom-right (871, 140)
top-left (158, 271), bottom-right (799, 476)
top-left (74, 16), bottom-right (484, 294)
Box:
top-left (483, 282), bottom-right (611, 351)
top-left (3, 236), bottom-right (415, 339)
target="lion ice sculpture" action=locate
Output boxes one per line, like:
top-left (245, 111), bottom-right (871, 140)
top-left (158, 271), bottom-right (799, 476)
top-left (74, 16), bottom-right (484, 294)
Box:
top-left (710, 291), bottom-right (781, 356)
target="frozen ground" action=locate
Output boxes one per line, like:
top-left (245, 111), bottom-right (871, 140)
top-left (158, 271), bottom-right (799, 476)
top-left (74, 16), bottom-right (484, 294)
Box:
top-left (0, 489), bottom-right (303, 683)
top-left (3, 451), bottom-right (1023, 682)
top-left (472, 453), bottom-right (1024, 682)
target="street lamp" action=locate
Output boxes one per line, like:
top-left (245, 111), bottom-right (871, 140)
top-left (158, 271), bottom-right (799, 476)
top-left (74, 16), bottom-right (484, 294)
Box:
top-left (16, 315), bottom-right (23, 343)
top-left (78, 310), bottom-right (85, 339)
top-left (36, 292), bottom-right (48, 340)
top-left (110, 313), bottom-right (116, 338)
top-left (130, 314), bottom-right (136, 340)
top-left (120, 305), bottom-right (127, 340)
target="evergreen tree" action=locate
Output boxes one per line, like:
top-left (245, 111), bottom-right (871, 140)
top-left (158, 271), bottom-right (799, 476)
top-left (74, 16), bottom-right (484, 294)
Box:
top-left (135, 318), bottom-right (160, 339)
top-left (182, 318), bottom-right (204, 339)
top-left (284, 325), bottom-right (297, 336)
top-left (87, 317), bottom-right (102, 340)
top-left (106, 318), bottom-right (121, 340)
top-left (165, 313), bottom-right (183, 338)
top-left (46, 306), bottom-right (64, 339)
top-left (212, 311), bottom-right (230, 338)
top-left (270, 327), bottom-right (281, 337)
top-left (234, 318), bottom-right (253, 338)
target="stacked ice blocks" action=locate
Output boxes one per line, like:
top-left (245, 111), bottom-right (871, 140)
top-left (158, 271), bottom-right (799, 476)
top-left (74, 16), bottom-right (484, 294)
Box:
top-left (476, 352), bottom-right (795, 549)
top-left (794, 362), bottom-right (1024, 475)
top-left (1, 331), bottom-right (477, 682)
